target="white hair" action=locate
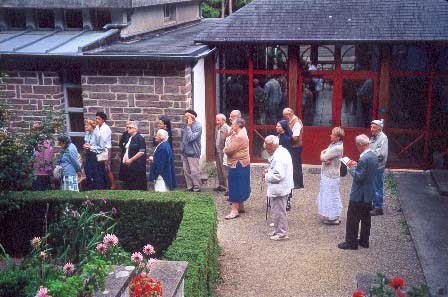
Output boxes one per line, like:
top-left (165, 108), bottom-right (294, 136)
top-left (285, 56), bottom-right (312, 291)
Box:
top-left (157, 129), bottom-right (169, 141)
top-left (230, 110), bottom-right (242, 118)
top-left (355, 134), bottom-right (370, 146)
top-left (264, 135), bottom-right (279, 146)
top-left (216, 113), bottom-right (226, 121)
top-left (127, 120), bottom-right (139, 130)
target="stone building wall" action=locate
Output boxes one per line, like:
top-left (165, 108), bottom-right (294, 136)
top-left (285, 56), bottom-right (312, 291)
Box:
top-left (81, 60), bottom-right (192, 184)
top-left (0, 71), bottom-right (64, 134)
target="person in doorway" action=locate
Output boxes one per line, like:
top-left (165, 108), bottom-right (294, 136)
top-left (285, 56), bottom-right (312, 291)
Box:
top-left (95, 112), bottom-right (116, 189)
top-left (263, 135), bottom-right (294, 241)
top-left (149, 129), bottom-right (177, 192)
top-left (338, 134), bottom-right (378, 250)
top-left (83, 119), bottom-right (107, 190)
top-left (215, 113), bottom-right (230, 192)
top-left (122, 121), bottom-right (147, 190)
top-left (57, 135), bottom-right (81, 192)
top-left (282, 108), bottom-right (305, 210)
top-left (369, 119), bottom-right (389, 216)
top-left (316, 127), bottom-right (344, 225)
top-left (224, 118), bottom-right (251, 219)
top-left (181, 109), bottom-right (202, 192)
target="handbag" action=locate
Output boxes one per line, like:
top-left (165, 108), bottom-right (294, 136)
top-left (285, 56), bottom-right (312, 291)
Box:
top-left (340, 161), bottom-right (348, 177)
top-left (53, 165), bottom-right (62, 180)
top-left (96, 148), bottom-right (109, 162)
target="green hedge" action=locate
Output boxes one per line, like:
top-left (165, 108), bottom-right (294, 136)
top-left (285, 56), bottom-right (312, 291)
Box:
top-left (0, 190), bottom-right (219, 297)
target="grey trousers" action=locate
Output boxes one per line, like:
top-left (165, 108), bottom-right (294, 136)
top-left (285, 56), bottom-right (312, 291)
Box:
top-left (181, 155), bottom-right (201, 191)
top-left (216, 151), bottom-right (228, 189)
top-left (270, 194), bottom-right (289, 236)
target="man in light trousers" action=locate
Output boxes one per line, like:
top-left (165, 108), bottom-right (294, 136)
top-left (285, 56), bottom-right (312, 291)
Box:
top-left (369, 119), bottom-right (388, 216)
top-left (263, 135), bottom-right (294, 241)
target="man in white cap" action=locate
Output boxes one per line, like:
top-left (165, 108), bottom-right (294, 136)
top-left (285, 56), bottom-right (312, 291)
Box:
top-left (369, 119), bottom-right (389, 216)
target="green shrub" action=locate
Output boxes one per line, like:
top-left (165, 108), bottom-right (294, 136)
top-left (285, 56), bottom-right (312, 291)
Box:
top-left (0, 190), bottom-right (218, 296)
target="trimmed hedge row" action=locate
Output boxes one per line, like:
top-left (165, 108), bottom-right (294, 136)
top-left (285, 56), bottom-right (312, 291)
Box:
top-left (0, 190), bottom-right (219, 297)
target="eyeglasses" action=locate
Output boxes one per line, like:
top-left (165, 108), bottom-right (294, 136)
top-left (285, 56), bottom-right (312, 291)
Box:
top-left (126, 126), bottom-right (135, 129)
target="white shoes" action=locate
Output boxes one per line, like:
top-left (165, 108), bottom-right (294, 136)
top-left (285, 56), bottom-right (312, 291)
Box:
top-left (269, 223), bottom-right (274, 227)
top-left (270, 234), bottom-right (289, 241)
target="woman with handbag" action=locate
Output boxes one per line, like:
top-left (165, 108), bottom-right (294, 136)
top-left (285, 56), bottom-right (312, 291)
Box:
top-left (83, 119), bottom-right (107, 190)
top-left (57, 135), bottom-right (81, 191)
top-left (122, 121), bottom-right (147, 190)
top-left (316, 127), bottom-right (345, 225)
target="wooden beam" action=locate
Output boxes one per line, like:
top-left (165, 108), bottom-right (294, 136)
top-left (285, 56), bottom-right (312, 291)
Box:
top-left (204, 53), bottom-right (216, 161)
top-left (288, 46), bottom-right (299, 112)
top-left (378, 45), bottom-right (391, 124)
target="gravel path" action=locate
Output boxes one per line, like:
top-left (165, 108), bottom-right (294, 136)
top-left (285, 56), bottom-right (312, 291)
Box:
top-left (211, 166), bottom-right (425, 297)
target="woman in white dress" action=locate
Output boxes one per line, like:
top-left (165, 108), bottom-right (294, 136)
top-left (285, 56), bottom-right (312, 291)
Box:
top-left (316, 127), bottom-right (345, 225)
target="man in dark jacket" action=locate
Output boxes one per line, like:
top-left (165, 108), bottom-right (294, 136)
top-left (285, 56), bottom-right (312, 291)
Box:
top-left (338, 134), bottom-right (378, 250)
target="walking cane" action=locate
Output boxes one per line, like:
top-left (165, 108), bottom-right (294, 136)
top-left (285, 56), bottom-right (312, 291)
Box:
top-left (262, 175), bottom-right (270, 220)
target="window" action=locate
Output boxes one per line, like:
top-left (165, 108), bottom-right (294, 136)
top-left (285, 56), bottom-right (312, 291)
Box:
top-left (341, 45), bottom-right (379, 71)
top-left (253, 46), bottom-right (288, 70)
top-left (91, 9), bottom-right (111, 30)
top-left (63, 67), bottom-right (85, 150)
top-left (164, 4), bottom-right (176, 22)
top-left (391, 45), bottom-right (430, 72)
top-left (65, 9), bottom-right (83, 29)
top-left (7, 9), bottom-right (26, 29)
top-left (37, 9), bottom-right (55, 29)
top-left (300, 45), bottom-right (335, 70)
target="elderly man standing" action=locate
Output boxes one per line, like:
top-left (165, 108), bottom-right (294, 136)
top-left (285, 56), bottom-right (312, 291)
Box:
top-left (282, 107), bottom-right (305, 211)
top-left (215, 113), bottom-right (230, 192)
top-left (369, 119), bottom-right (388, 216)
top-left (181, 109), bottom-right (202, 192)
top-left (338, 134), bottom-right (378, 250)
top-left (263, 135), bottom-right (294, 241)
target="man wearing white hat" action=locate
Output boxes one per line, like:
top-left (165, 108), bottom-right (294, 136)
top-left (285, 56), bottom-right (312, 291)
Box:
top-left (369, 119), bottom-right (389, 216)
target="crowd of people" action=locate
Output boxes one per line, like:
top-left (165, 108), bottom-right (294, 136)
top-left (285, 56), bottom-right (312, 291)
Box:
top-left (31, 106), bottom-right (389, 248)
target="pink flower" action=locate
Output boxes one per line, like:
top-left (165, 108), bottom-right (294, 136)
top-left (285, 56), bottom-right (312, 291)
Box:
top-left (96, 243), bottom-right (108, 254)
top-left (111, 207), bottom-right (118, 215)
top-left (63, 262), bottom-right (75, 276)
top-left (143, 244), bottom-right (155, 256)
top-left (35, 287), bottom-right (51, 297)
top-left (83, 199), bottom-right (94, 206)
top-left (146, 258), bottom-right (158, 270)
top-left (99, 211), bottom-right (105, 216)
top-left (31, 237), bottom-right (41, 249)
top-left (103, 234), bottom-right (119, 246)
top-left (131, 252), bottom-right (144, 263)
top-left (102, 198), bottom-right (107, 204)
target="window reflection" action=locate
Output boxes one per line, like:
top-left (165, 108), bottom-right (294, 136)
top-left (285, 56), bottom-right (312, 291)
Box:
top-left (341, 45), bottom-right (379, 71)
top-left (302, 78), bottom-right (333, 126)
top-left (431, 77), bottom-right (448, 131)
top-left (342, 79), bottom-right (373, 127)
top-left (217, 74), bottom-right (248, 119)
top-left (253, 74), bottom-right (288, 124)
top-left (300, 45), bottom-right (335, 70)
top-left (391, 45), bottom-right (429, 71)
top-left (389, 76), bottom-right (427, 129)
top-left (253, 46), bottom-right (288, 70)
top-left (218, 47), bottom-right (248, 69)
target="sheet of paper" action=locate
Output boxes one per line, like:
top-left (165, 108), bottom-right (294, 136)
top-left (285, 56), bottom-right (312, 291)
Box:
top-left (339, 156), bottom-right (350, 166)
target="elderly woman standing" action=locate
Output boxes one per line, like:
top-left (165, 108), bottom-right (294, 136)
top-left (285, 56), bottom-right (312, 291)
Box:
top-left (149, 129), bottom-right (177, 192)
top-left (83, 119), bottom-right (107, 190)
top-left (316, 127), bottom-right (345, 225)
top-left (122, 121), bottom-right (147, 190)
top-left (57, 135), bottom-right (81, 191)
top-left (223, 118), bottom-right (251, 219)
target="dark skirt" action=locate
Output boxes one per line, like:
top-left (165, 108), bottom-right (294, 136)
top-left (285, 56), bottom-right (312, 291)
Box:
top-left (84, 151), bottom-right (107, 190)
top-left (289, 146), bottom-right (304, 189)
top-left (32, 175), bottom-right (52, 191)
top-left (228, 162), bottom-right (251, 203)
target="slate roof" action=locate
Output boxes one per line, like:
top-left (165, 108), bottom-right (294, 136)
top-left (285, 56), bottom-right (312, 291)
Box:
top-left (195, 0), bottom-right (448, 44)
top-left (1, 0), bottom-right (193, 8)
top-left (0, 29), bottom-right (119, 55)
top-left (85, 19), bottom-right (215, 60)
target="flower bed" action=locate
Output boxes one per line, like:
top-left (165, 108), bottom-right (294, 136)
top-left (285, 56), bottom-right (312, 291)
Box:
top-left (0, 190), bottom-right (219, 297)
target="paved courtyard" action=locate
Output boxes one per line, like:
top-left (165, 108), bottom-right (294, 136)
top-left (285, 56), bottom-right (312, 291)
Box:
top-left (212, 166), bottom-right (425, 297)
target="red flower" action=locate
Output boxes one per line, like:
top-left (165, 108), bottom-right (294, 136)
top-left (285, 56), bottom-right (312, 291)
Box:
top-left (389, 277), bottom-right (405, 290)
top-left (352, 290), bottom-right (367, 297)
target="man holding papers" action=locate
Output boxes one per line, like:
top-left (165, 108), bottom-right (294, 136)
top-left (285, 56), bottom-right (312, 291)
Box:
top-left (338, 134), bottom-right (378, 250)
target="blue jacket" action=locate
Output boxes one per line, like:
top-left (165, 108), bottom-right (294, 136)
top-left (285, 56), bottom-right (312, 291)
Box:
top-left (349, 150), bottom-right (378, 203)
top-left (149, 141), bottom-right (177, 190)
top-left (59, 143), bottom-right (80, 176)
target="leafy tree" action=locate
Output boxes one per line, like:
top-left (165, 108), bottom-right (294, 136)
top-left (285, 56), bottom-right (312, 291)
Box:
top-left (201, 0), bottom-right (252, 18)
